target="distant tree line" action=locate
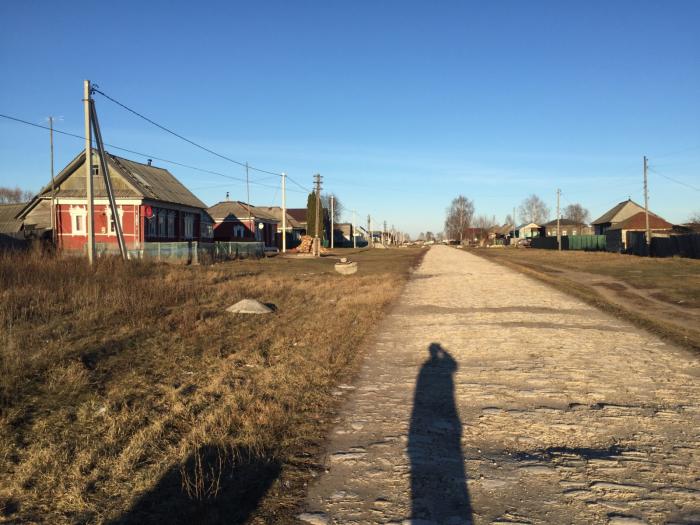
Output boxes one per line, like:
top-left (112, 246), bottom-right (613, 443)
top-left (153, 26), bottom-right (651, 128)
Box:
top-left (0, 186), bottom-right (33, 204)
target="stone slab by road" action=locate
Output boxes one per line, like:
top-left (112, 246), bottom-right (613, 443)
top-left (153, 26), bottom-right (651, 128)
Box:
top-left (302, 245), bottom-right (700, 525)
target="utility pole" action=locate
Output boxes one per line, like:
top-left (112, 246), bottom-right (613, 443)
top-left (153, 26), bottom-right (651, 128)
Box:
top-left (313, 173), bottom-right (322, 256)
top-left (245, 162), bottom-right (253, 239)
top-left (352, 210), bottom-right (357, 248)
top-left (281, 172), bottom-right (287, 253)
top-left (84, 80), bottom-right (95, 265)
top-left (49, 116), bottom-right (56, 247)
top-left (383, 220), bottom-right (387, 246)
top-left (556, 188), bottom-right (561, 251)
top-left (330, 194), bottom-right (334, 250)
top-left (512, 206), bottom-right (516, 245)
top-left (90, 98), bottom-right (127, 259)
top-left (367, 214), bottom-right (373, 247)
top-left (644, 155), bottom-right (651, 254)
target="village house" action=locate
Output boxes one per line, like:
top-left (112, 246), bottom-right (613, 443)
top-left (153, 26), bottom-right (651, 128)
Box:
top-left (255, 206), bottom-right (305, 247)
top-left (608, 211), bottom-right (674, 249)
top-left (207, 200), bottom-right (279, 248)
top-left (591, 199), bottom-right (646, 235)
top-left (540, 218), bottom-right (593, 237)
top-left (16, 150), bottom-right (213, 252)
top-left (514, 222), bottom-right (541, 239)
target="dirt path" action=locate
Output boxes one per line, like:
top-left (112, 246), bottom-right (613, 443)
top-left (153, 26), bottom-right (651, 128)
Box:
top-left (300, 245), bottom-right (700, 525)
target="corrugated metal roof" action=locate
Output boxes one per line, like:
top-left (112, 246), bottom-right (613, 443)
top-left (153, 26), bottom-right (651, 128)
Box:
top-left (0, 203), bottom-right (26, 233)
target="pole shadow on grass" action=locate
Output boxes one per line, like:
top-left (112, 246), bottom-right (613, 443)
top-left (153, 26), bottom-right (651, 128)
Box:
top-left (108, 445), bottom-right (280, 525)
top-left (408, 343), bottom-right (472, 524)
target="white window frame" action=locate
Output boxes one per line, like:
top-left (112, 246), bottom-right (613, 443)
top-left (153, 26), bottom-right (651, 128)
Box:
top-left (105, 206), bottom-right (124, 236)
top-left (147, 209), bottom-right (157, 237)
top-left (158, 210), bottom-right (165, 237)
top-left (167, 211), bottom-right (175, 239)
top-left (184, 214), bottom-right (194, 240)
top-left (69, 206), bottom-right (87, 235)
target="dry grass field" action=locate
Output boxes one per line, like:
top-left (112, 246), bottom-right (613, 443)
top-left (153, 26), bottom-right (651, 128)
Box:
top-left (472, 247), bottom-right (700, 351)
top-left (0, 247), bottom-right (424, 524)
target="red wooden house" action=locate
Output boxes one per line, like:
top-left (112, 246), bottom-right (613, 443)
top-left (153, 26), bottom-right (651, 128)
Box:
top-left (17, 149), bottom-right (213, 252)
top-left (207, 200), bottom-right (279, 248)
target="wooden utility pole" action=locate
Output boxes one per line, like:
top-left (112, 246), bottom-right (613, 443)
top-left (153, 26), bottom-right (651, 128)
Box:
top-left (383, 220), bottom-right (387, 246)
top-left (644, 155), bottom-right (651, 254)
top-left (512, 206), bottom-right (516, 244)
top-left (84, 80), bottom-right (95, 265)
top-left (352, 210), bottom-right (357, 248)
top-left (49, 116), bottom-right (57, 246)
top-left (313, 173), bottom-right (322, 256)
top-left (367, 214), bottom-right (373, 247)
top-left (556, 188), bottom-right (561, 251)
top-left (330, 194), bottom-right (334, 249)
top-left (281, 172), bottom-right (287, 253)
top-left (245, 162), bottom-right (253, 239)
top-left (90, 99), bottom-right (127, 259)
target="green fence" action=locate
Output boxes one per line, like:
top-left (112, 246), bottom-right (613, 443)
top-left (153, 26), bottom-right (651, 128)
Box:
top-left (531, 235), bottom-right (606, 251)
top-left (568, 235), bottom-right (606, 251)
top-left (95, 241), bottom-right (264, 264)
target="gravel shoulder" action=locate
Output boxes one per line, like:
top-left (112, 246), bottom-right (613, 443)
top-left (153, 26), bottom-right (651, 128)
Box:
top-left (301, 245), bottom-right (700, 525)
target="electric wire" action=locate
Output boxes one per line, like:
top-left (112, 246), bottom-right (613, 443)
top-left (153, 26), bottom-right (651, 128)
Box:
top-left (0, 113), bottom-right (307, 194)
top-left (648, 166), bottom-right (700, 192)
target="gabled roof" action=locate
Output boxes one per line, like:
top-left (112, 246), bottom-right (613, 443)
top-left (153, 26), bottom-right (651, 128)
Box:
top-left (608, 211), bottom-right (673, 231)
top-left (19, 150), bottom-right (207, 219)
top-left (516, 222), bottom-right (540, 230)
top-left (286, 208), bottom-right (307, 224)
top-left (591, 199), bottom-right (645, 225)
top-left (256, 206), bottom-right (303, 228)
top-left (0, 203), bottom-right (26, 233)
top-left (207, 201), bottom-right (280, 222)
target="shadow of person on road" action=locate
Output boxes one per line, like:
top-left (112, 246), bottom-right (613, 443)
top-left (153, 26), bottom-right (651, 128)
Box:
top-left (408, 343), bottom-right (472, 524)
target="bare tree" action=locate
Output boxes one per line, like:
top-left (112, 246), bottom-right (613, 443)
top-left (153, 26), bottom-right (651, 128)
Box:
top-left (444, 195), bottom-right (475, 243)
top-left (688, 211), bottom-right (700, 224)
top-left (0, 186), bottom-right (33, 204)
top-left (425, 231), bottom-right (435, 242)
top-left (563, 203), bottom-right (590, 224)
top-left (320, 193), bottom-right (343, 223)
top-left (417, 232), bottom-right (425, 241)
top-left (518, 194), bottom-right (550, 224)
top-left (505, 213), bottom-right (514, 226)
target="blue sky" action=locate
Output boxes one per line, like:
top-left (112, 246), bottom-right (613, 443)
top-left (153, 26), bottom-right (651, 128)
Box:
top-left (1, 0), bottom-right (698, 236)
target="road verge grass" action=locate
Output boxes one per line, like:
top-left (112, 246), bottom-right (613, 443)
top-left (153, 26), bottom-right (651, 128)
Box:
top-left (0, 247), bottom-right (425, 524)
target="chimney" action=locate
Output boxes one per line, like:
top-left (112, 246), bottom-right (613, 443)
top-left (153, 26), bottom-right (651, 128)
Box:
top-left (147, 159), bottom-right (152, 166)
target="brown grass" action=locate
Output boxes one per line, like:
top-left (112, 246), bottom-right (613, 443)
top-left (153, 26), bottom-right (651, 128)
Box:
top-left (471, 247), bottom-right (700, 352)
top-left (0, 247), bottom-right (425, 524)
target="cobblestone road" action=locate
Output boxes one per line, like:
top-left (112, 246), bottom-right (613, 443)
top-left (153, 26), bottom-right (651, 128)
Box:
top-left (301, 245), bottom-right (700, 525)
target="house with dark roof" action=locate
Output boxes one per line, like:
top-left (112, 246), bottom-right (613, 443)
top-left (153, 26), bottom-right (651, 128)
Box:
top-left (591, 199), bottom-right (646, 235)
top-left (207, 200), bottom-right (279, 248)
top-left (16, 149), bottom-right (212, 252)
top-left (0, 203), bottom-right (26, 235)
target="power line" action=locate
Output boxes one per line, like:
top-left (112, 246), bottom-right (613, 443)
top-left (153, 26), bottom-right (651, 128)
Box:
top-left (92, 87), bottom-right (284, 178)
top-left (0, 113), bottom-right (307, 194)
top-left (648, 166), bottom-right (700, 192)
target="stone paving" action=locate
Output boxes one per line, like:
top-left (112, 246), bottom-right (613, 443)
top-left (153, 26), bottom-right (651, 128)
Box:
top-left (301, 245), bottom-right (700, 525)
